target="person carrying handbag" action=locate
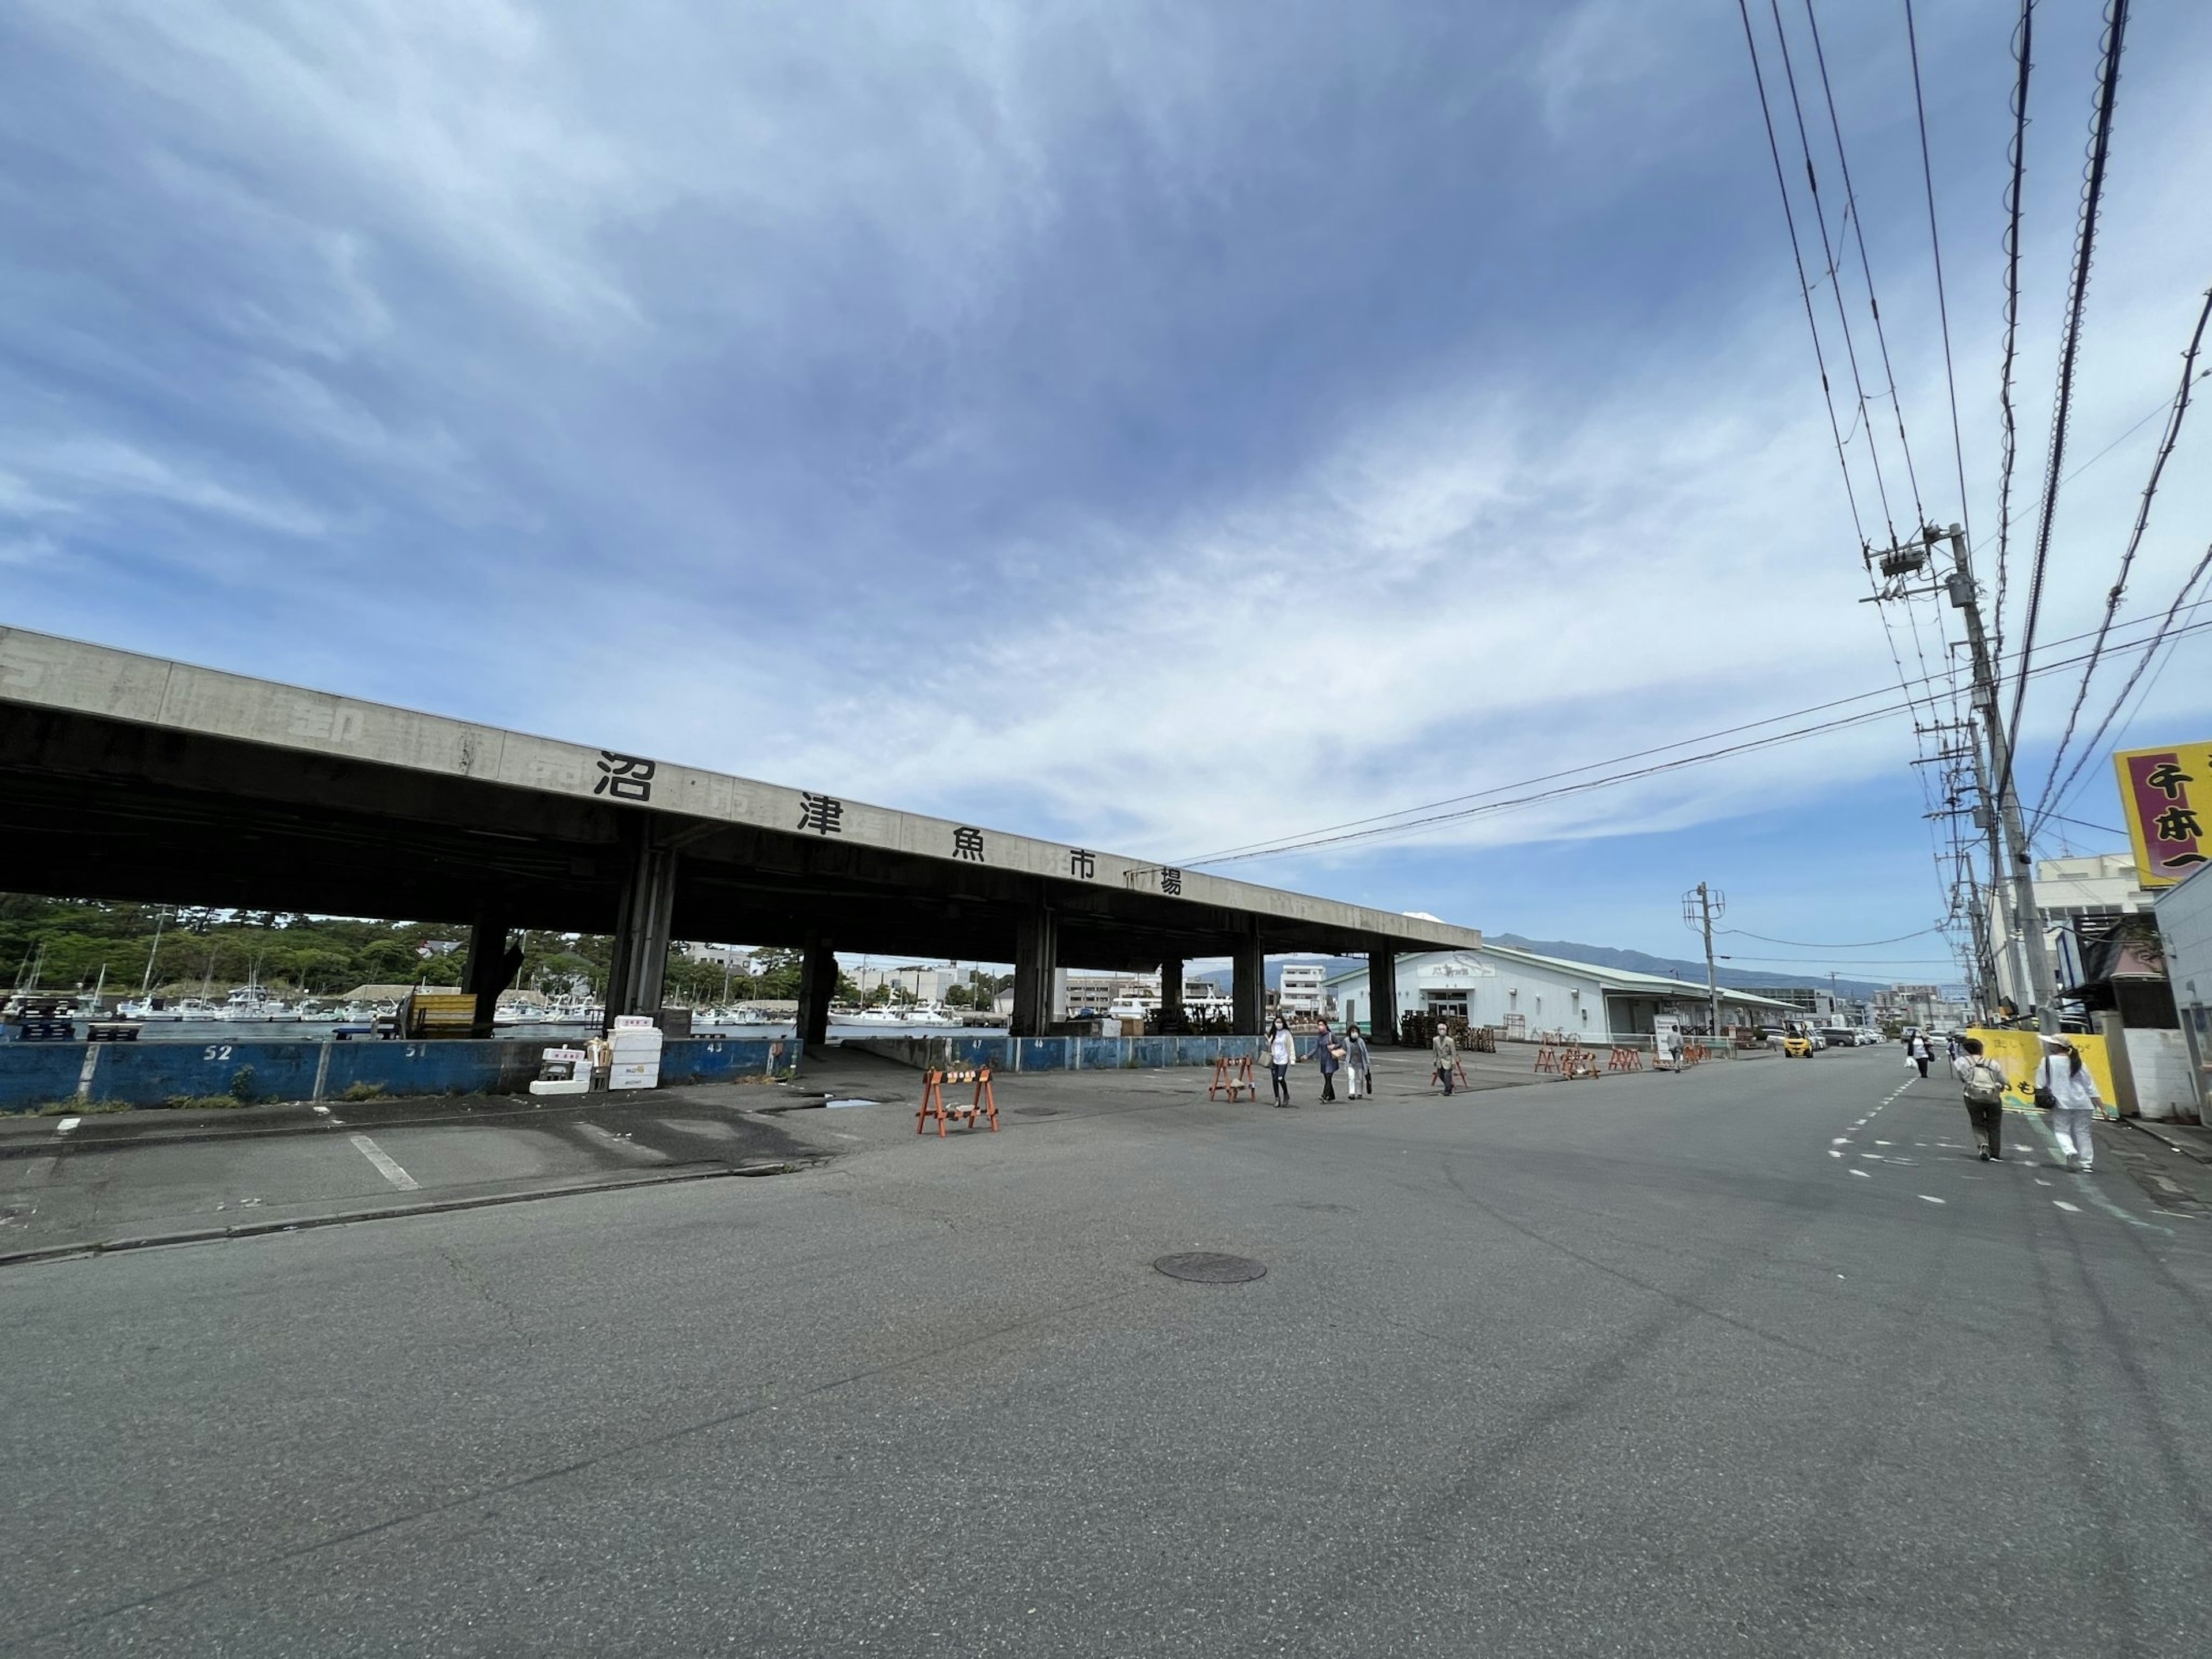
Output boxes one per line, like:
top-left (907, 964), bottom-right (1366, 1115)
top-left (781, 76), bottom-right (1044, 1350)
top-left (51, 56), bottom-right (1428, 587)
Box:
top-left (2035, 1033), bottom-right (2104, 1173)
top-left (1315, 1017), bottom-right (1343, 1103)
top-left (1344, 1025), bottom-right (1370, 1099)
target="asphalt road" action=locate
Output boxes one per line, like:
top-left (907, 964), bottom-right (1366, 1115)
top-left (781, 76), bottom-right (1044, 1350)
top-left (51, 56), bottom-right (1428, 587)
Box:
top-left (3, 1047), bottom-right (2207, 1656)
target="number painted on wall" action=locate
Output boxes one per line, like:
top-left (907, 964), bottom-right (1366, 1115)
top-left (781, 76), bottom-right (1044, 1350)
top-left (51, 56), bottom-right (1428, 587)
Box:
top-left (404, 1045), bottom-right (421, 1059)
top-left (203, 1044), bottom-right (232, 1062)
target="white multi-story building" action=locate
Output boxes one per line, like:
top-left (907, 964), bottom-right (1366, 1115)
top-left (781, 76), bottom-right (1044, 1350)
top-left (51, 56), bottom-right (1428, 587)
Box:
top-left (1277, 963), bottom-right (1327, 1014)
top-left (1987, 852), bottom-right (2156, 1010)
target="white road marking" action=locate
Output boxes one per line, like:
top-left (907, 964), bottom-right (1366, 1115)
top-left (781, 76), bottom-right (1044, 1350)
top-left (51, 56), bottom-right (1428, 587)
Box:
top-left (1827, 1149), bottom-right (1842, 1158)
top-left (1832, 1137), bottom-right (1850, 1145)
top-left (2053, 1200), bottom-right (2081, 1213)
top-left (1919, 1195), bottom-right (1945, 1205)
top-left (833, 1131), bottom-right (861, 1141)
top-left (2034, 1177), bottom-right (2052, 1187)
top-left (54, 1116), bottom-right (81, 1135)
top-left (1875, 1140), bottom-right (1892, 1146)
top-left (14, 1155), bottom-right (56, 1188)
top-left (1850, 1169), bottom-right (1872, 1179)
top-left (1859, 1153), bottom-right (1883, 1160)
top-left (349, 1134), bottom-right (419, 1192)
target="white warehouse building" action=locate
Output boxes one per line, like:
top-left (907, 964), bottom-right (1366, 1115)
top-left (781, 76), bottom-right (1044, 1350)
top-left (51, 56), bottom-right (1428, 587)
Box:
top-left (1324, 946), bottom-right (1800, 1043)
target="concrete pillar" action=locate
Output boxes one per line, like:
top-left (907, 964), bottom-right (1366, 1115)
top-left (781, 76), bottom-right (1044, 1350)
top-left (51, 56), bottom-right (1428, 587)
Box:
top-left (1012, 906), bottom-right (1058, 1037)
top-left (461, 910), bottom-right (513, 1038)
top-left (1159, 957), bottom-right (1184, 1021)
top-left (1232, 933), bottom-right (1264, 1036)
top-left (2094, 1009), bottom-right (2139, 1118)
top-left (1367, 944), bottom-right (1398, 1044)
top-left (604, 821), bottom-right (678, 1028)
top-left (797, 937), bottom-right (838, 1049)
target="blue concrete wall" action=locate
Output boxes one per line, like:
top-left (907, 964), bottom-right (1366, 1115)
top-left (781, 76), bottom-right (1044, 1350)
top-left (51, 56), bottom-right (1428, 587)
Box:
top-left (0, 1043), bottom-right (89, 1108)
top-left (96, 1039), bottom-right (325, 1105)
top-left (0, 1034), bottom-right (797, 1112)
top-left (1, 1029), bottom-right (1323, 1111)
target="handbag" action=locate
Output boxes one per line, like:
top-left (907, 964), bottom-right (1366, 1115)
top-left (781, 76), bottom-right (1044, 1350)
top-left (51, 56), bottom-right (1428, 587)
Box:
top-left (2032, 1084), bottom-right (2056, 1110)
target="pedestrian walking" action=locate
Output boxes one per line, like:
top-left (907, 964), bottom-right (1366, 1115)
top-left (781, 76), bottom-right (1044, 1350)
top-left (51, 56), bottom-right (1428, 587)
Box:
top-left (1953, 1036), bottom-right (2008, 1162)
top-left (1907, 1030), bottom-right (1934, 1080)
top-left (2035, 1033), bottom-right (2104, 1172)
top-left (1431, 1022), bottom-right (1458, 1096)
top-left (1345, 1025), bottom-right (1371, 1099)
top-left (1266, 1016), bottom-right (1296, 1108)
top-left (1315, 1017), bottom-right (1344, 1103)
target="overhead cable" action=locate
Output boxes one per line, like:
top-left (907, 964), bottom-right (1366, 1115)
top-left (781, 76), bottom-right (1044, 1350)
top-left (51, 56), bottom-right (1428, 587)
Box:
top-left (2029, 283), bottom-right (2212, 835)
top-left (2037, 539), bottom-right (2212, 824)
top-left (1992, 0), bottom-right (2036, 661)
top-left (1733, 0), bottom-right (1869, 546)
top-left (1802, 0), bottom-right (1926, 525)
top-left (2000, 0), bottom-right (2132, 812)
top-left (1179, 615), bottom-right (2212, 869)
top-left (1765, 0), bottom-right (1901, 542)
top-left (1903, 0), bottom-right (1972, 552)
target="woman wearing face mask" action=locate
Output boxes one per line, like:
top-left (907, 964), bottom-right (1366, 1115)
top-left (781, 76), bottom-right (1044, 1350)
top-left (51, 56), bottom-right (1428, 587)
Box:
top-left (1267, 1016), bottom-right (1296, 1108)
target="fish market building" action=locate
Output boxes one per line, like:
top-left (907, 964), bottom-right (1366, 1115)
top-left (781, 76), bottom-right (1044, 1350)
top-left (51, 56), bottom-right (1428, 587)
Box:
top-left (1323, 946), bottom-right (1799, 1042)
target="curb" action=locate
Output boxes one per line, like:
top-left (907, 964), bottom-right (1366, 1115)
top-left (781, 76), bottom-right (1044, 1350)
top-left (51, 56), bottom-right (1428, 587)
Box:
top-left (2117, 1115), bottom-right (2212, 1166)
top-left (0, 1157), bottom-right (814, 1270)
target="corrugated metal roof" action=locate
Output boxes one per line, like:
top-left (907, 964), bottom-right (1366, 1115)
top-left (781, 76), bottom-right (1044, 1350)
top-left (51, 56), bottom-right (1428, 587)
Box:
top-left (1323, 945), bottom-right (1798, 1010)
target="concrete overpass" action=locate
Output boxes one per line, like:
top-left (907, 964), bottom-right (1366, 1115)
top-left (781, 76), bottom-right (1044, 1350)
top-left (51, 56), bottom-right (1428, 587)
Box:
top-left (0, 627), bottom-right (1482, 1041)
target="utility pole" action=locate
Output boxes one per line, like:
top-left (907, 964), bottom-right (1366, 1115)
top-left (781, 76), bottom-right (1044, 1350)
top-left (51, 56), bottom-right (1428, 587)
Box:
top-left (1683, 883), bottom-right (1723, 1041)
top-left (1932, 522), bottom-right (2058, 1032)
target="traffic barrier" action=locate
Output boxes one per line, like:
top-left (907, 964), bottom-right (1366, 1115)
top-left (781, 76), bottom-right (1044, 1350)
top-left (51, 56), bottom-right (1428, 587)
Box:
top-left (1561, 1047), bottom-right (1603, 1080)
top-left (1607, 1047), bottom-right (1643, 1072)
top-left (1534, 1046), bottom-right (1559, 1074)
top-left (1208, 1053), bottom-right (1257, 1101)
top-left (1430, 1056), bottom-right (1471, 1092)
top-left (917, 1066), bottom-right (997, 1136)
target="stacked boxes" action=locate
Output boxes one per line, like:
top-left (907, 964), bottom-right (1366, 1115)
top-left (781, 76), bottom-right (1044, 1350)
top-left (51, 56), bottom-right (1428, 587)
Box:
top-left (528, 1046), bottom-right (592, 1097)
top-left (608, 1016), bottom-right (662, 1091)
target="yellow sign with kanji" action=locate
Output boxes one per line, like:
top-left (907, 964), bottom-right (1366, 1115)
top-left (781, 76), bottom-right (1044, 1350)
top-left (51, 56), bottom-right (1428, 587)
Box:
top-left (2114, 741), bottom-right (2211, 888)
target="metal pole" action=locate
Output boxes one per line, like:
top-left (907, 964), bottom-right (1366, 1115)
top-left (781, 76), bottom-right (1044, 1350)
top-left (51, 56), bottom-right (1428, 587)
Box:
top-left (1700, 883), bottom-right (1721, 1042)
top-left (1944, 524), bottom-right (2058, 1031)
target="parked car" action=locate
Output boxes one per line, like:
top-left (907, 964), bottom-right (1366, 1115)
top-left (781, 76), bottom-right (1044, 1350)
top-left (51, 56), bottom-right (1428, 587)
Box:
top-left (1782, 1032), bottom-right (1816, 1059)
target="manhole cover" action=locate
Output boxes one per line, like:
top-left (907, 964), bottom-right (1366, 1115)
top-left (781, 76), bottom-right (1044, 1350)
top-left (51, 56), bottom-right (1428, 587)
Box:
top-left (1153, 1252), bottom-right (1267, 1285)
top-left (1011, 1107), bottom-right (1060, 1117)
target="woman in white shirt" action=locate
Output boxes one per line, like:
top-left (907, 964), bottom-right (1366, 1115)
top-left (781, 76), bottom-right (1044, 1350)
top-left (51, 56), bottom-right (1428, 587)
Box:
top-left (2036, 1034), bottom-right (2104, 1173)
top-left (1266, 1018), bottom-right (1296, 1108)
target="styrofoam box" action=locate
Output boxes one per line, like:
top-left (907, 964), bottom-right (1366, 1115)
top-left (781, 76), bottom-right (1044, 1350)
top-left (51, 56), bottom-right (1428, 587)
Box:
top-left (608, 1069), bottom-right (659, 1092)
top-left (612, 1016), bottom-right (657, 1030)
top-left (528, 1077), bottom-right (591, 1096)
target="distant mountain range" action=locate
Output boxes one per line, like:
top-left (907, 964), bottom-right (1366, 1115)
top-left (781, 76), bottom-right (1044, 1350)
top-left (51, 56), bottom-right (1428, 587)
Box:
top-left (1194, 937), bottom-right (1896, 998)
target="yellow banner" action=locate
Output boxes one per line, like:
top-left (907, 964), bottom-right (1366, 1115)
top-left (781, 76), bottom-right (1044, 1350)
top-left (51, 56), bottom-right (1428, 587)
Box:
top-left (1963, 1028), bottom-right (2116, 1109)
top-left (2114, 741), bottom-right (2211, 888)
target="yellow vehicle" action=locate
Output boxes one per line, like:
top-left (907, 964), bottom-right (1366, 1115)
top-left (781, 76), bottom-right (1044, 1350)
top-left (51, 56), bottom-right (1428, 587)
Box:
top-left (1782, 1032), bottom-right (1815, 1059)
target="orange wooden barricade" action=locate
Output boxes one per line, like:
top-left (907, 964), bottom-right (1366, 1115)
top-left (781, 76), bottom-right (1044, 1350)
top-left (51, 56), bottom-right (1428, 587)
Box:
top-left (1607, 1047), bottom-right (1644, 1072)
top-left (917, 1066), bottom-right (997, 1136)
top-left (1430, 1056), bottom-right (1470, 1091)
top-left (1209, 1053), bottom-right (1257, 1101)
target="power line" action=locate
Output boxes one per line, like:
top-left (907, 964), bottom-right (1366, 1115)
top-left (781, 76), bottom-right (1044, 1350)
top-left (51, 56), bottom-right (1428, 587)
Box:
top-left (2029, 283), bottom-right (2212, 835)
top-left (1802, 0), bottom-right (1926, 525)
top-left (1720, 926), bottom-right (1944, 947)
top-left (2039, 537), bottom-right (2212, 824)
top-left (1733, 0), bottom-right (1869, 546)
top-left (1991, 0), bottom-right (2036, 663)
top-left (1903, 0), bottom-right (1971, 551)
top-left (1766, 0), bottom-right (1902, 542)
top-left (1176, 602), bottom-right (2198, 868)
top-left (2000, 0), bottom-right (2132, 813)
top-left (1180, 614), bottom-right (2212, 869)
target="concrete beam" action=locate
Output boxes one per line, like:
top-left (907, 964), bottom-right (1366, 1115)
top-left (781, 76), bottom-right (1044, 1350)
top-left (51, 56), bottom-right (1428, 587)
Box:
top-left (1160, 957), bottom-right (1184, 1020)
top-left (461, 911), bottom-right (514, 1039)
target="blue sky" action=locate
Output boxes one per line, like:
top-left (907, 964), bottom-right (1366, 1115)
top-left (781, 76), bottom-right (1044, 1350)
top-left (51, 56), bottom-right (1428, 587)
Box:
top-left (3, 1), bottom-right (2209, 980)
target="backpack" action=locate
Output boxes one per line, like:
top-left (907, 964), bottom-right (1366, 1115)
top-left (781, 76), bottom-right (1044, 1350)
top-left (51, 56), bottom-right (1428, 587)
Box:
top-left (1963, 1060), bottom-right (2006, 1107)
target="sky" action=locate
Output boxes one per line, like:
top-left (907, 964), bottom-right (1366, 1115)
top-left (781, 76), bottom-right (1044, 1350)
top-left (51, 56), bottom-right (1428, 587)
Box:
top-left (3, 0), bottom-right (2209, 983)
